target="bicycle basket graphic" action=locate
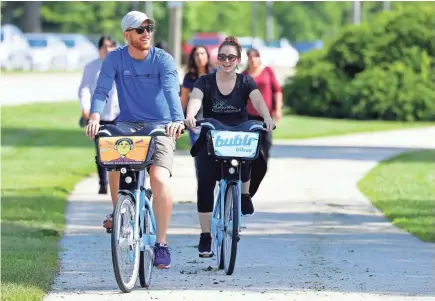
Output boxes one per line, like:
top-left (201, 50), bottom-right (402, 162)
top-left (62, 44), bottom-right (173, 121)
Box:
top-left (97, 136), bottom-right (153, 168)
top-left (207, 130), bottom-right (260, 160)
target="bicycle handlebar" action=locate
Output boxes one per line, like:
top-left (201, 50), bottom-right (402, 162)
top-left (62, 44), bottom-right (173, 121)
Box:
top-left (192, 119), bottom-right (276, 131)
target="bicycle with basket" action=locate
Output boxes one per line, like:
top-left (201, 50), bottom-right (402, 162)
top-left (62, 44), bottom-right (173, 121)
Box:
top-left (195, 117), bottom-right (275, 275)
top-left (95, 123), bottom-right (175, 293)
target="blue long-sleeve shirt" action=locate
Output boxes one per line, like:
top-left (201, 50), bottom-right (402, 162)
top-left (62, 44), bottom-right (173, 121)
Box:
top-left (90, 46), bottom-right (184, 123)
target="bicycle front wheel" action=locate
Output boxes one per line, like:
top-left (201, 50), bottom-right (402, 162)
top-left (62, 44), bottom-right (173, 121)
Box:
top-left (223, 183), bottom-right (239, 275)
top-left (111, 194), bottom-right (140, 293)
top-left (139, 206), bottom-right (154, 288)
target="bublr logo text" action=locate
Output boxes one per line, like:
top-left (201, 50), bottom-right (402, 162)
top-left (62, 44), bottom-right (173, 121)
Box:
top-left (214, 134), bottom-right (258, 153)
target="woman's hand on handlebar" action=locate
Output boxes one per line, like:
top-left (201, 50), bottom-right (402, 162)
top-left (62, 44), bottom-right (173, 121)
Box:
top-left (263, 117), bottom-right (276, 132)
top-left (184, 116), bottom-right (197, 130)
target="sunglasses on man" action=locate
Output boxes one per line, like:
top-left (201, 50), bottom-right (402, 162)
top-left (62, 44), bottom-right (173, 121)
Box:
top-left (126, 25), bottom-right (154, 34)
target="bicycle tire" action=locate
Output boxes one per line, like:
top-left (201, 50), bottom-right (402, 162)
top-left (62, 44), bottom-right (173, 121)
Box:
top-left (111, 194), bottom-right (140, 293)
top-left (223, 183), bottom-right (239, 275)
top-left (212, 188), bottom-right (225, 269)
top-left (139, 206), bottom-right (154, 288)
top-left (212, 224), bottom-right (225, 270)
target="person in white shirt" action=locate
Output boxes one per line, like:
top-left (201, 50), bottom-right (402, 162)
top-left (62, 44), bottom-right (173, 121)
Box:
top-left (78, 35), bottom-right (119, 194)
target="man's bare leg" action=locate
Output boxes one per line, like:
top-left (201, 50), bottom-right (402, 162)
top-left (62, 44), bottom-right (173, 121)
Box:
top-left (149, 165), bottom-right (173, 244)
top-left (103, 171), bottom-right (120, 230)
top-left (108, 171), bottom-right (120, 207)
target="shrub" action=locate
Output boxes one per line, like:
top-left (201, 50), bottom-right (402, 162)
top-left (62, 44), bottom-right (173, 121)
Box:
top-left (284, 62), bottom-right (350, 118)
top-left (284, 6), bottom-right (435, 121)
top-left (343, 62), bottom-right (435, 121)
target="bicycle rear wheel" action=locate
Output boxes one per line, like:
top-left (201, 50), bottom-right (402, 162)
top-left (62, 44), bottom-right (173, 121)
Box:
top-left (223, 183), bottom-right (239, 275)
top-left (111, 194), bottom-right (140, 293)
top-left (139, 206), bottom-right (154, 288)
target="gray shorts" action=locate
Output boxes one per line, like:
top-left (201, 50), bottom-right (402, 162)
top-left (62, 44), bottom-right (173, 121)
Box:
top-left (115, 122), bottom-right (176, 176)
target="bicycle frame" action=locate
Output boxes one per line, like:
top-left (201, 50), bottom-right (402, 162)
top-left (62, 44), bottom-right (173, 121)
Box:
top-left (118, 169), bottom-right (157, 252)
top-left (211, 160), bottom-right (243, 259)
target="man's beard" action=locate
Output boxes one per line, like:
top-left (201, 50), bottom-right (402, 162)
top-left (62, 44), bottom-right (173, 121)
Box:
top-left (130, 38), bottom-right (150, 51)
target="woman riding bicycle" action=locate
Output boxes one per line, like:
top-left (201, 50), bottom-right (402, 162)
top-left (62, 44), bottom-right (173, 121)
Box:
top-left (184, 36), bottom-right (275, 258)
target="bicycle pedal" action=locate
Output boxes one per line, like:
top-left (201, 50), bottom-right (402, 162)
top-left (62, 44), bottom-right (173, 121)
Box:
top-left (145, 188), bottom-right (153, 199)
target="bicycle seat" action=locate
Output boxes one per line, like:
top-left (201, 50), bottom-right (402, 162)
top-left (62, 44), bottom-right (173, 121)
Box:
top-left (97, 124), bottom-right (166, 137)
top-left (197, 118), bottom-right (266, 133)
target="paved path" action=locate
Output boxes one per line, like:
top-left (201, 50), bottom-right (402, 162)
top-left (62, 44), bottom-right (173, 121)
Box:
top-left (43, 127), bottom-right (435, 301)
top-left (0, 72), bottom-right (83, 106)
top-left (0, 69), bottom-right (184, 106)
top-left (0, 66), bottom-right (292, 106)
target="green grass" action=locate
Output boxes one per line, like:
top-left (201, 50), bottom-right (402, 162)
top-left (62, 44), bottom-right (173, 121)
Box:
top-left (358, 150), bottom-right (435, 242)
top-left (1, 102), bottom-right (96, 301)
top-left (272, 115), bottom-right (434, 139)
top-left (176, 115), bottom-right (434, 149)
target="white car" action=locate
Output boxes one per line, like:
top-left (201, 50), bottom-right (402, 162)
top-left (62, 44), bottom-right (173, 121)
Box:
top-left (238, 36), bottom-right (267, 50)
top-left (25, 33), bottom-right (69, 71)
top-left (0, 24), bottom-right (33, 71)
top-left (51, 33), bottom-right (98, 70)
top-left (237, 36), bottom-right (299, 69)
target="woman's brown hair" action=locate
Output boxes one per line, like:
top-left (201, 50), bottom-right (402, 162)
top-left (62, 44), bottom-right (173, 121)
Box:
top-left (218, 36), bottom-right (242, 58)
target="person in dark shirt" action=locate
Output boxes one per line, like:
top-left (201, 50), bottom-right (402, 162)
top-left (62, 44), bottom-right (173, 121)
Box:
top-left (185, 36), bottom-right (275, 258)
top-left (180, 46), bottom-right (214, 180)
top-left (181, 45), bottom-right (214, 145)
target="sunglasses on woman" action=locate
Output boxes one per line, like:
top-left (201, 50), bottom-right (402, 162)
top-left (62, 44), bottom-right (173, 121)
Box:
top-left (126, 25), bottom-right (154, 34)
top-left (217, 54), bottom-right (238, 62)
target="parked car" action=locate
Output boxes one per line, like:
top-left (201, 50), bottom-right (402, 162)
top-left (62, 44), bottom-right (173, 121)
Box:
top-left (51, 33), bottom-right (98, 70)
top-left (238, 36), bottom-right (266, 50)
top-left (237, 36), bottom-right (300, 69)
top-left (24, 33), bottom-right (69, 71)
top-left (291, 40), bottom-right (323, 54)
top-left (0, 24), bottom-right (32, 71)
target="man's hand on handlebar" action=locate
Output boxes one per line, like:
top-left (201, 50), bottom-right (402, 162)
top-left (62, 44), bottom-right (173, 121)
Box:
top-left (166, 121), bottom-right (185, 139)
top-left (85, 113), bottom-right (101, 139)
top-left (184, 116), bottom-right (197, 130)
top-left (263, 117), bottom-right (276, 132)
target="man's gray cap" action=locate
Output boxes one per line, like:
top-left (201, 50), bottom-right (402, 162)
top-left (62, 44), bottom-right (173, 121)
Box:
top-left (121, 11), bottom-right (155, 32)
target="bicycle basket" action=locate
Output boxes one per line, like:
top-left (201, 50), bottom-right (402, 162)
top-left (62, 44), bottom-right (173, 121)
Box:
top-left (206, 130), bottom-right (261, 161)
top-left (96, 135), bottom-right (155, 169)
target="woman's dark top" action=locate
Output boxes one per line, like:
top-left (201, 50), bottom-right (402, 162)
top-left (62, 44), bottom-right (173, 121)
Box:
top-left (190, 72), bottom-right (266, 198)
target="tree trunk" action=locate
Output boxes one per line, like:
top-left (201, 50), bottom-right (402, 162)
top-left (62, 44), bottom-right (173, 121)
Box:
top-left (22, 1), bottom-right (42, 33)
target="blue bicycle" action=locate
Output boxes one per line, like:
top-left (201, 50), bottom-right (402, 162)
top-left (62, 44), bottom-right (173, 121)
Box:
top-left (95, 124), bottom-right (172, 293)
top-left (195, 118), bottom-right (274, 275)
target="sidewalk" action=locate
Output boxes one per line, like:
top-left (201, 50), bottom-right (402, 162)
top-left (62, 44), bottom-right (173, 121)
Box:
top-left (43, 127), bottom-right (435, 301)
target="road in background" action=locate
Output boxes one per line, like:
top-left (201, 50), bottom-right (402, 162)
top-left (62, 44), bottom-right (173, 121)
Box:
top-left (0, 66), bottom-right (292, 106)
top-left (0, 72), bottom-right (82, 106)
top-left (0, 69), bottom-right (182, 106)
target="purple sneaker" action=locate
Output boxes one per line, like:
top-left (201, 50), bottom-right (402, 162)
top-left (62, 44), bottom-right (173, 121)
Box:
top-left (153, 243), bottom-right (171, 269)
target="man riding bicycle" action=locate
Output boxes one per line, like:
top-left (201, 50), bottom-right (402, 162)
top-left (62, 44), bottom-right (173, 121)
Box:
top-left (86, 11), bottom-right (185, 269)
